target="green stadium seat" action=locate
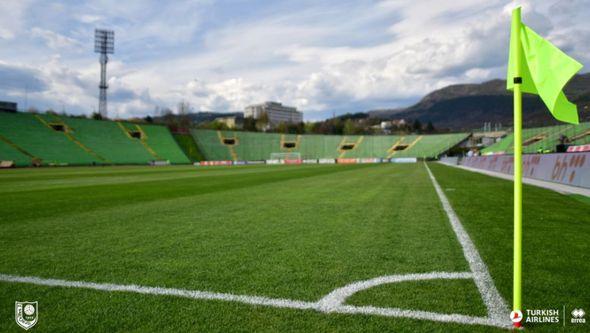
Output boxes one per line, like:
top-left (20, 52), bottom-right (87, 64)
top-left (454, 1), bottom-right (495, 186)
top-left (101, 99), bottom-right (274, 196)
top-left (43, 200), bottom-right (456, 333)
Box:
top-left (0, 112), bottom-right (189, 166)
top-left (482, 122), bottom-right (590, 154)
top-left (0, 112), bottom-right (99, 165)
top-left (191, 129), bottom-right (469, 161)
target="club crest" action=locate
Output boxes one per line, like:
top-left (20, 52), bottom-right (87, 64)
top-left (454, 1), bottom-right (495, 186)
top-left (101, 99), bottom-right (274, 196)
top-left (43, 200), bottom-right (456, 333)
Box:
top-left (15, 301), bottom-right (38, 330)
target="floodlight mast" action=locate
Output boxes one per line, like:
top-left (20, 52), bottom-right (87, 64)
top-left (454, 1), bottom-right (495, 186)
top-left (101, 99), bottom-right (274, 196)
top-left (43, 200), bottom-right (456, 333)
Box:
top-left (94, 29), bottom-right (114, 119)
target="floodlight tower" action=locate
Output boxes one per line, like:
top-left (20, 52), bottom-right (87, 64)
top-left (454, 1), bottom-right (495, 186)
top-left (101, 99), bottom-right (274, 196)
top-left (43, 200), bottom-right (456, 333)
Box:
top-left (94, 29), bottom-right (114, 118)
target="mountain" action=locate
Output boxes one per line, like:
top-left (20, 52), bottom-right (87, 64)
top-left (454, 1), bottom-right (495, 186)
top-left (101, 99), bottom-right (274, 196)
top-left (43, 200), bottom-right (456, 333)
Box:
top-left (368, 73), bottom-right (590, 130)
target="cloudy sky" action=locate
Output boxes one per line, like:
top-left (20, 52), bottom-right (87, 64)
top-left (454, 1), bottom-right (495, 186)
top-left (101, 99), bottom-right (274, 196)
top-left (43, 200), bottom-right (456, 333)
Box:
top-left (0, 0), bottom-right (588, 120)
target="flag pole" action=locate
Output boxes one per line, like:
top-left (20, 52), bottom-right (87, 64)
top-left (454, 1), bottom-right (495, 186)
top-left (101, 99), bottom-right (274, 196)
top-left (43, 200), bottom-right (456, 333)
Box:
top-left (512, 7), bottom-right (523, 328)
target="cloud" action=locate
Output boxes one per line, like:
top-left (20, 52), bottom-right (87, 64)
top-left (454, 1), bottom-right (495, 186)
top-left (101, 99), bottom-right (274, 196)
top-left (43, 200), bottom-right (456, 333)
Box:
top-left (77, 14), bottom-right (103, 24)
top-left (0, 62), bottom-right (47, 92)
top-left (0, 1), bottom-right (31, 40)
top-left (31, 27), bottom-right (81, 50)
top-left (0, 0), bottom-right (588, 119)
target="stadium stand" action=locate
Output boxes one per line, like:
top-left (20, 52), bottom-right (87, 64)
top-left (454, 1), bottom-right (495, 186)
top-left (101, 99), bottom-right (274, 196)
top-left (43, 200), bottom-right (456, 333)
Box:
top-left (173, 133), bottom-right (204, 162)
top-left (0, 112), bottom-right (189, 166)
top-left (59, 117), bottom-right (155, 164)
top-left (298, 134), bottom-right (343, 159)
top-left (138, 124), bottom-right (191, 164)
top-left (191, 129), bottom-right (233, 161)
top-left (482, 122), bottom-right (590, 155)
top-left (0, 136), bottom-right (33, 166)
top-left (0, 112), bottom-right (100, 165)
top-left (191, 129), bottom-right (469, 161)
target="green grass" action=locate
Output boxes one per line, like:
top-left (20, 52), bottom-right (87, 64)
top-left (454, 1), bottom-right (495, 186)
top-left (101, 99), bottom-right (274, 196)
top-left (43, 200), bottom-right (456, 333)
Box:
top-left (569, 194), bottom-right (590, 206)
top-left (428, 163), bottom-right (590, 332)
top-left (0, 163), bottom-right (588, 332)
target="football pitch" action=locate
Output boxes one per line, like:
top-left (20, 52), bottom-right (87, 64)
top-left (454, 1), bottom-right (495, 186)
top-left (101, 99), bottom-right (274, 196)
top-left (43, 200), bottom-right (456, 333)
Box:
top-left (1, 163), bottom-right (588, 332)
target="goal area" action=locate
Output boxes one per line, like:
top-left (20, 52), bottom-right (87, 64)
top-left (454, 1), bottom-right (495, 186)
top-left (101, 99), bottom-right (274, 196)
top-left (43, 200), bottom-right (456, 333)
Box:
top-left (270, 152), bottom-right (301, 160)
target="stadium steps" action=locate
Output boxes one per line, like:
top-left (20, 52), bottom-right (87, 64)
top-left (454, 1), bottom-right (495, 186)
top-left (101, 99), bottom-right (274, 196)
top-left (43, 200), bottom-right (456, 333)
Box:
top-left (191, 129), bottom-right (232, 161)
top-left (64, 131), bottom-right (109, 163)
top-left (0, 112), bottom-right (100, 165)
top-left (217, 130), bottom-right (238, 161)
top-left (61, 117), bottom-right (154, 164)
top-left (36, 114), bottom-right (110, 164)
top-left (482, 122), bottom-right (590, 154)
top-left (280, 134), bottom-right (301, 153)
top-left (571, 127), bottom-right (590, 145)
top-left (138, 125), bottom-right (191, 164)
top-left (191, 129), bottom-right (469, 160)
top-left (338, 136), bottom-right (364, 158)
top-left (389, 136), bottom-right (423, 158)
top-left (173, 133), bottom-right (204, 162)
top-left (0, 134), bottom-right (34, 166)
top-left (337, 136), bottom-right (346, 158)
top-left (0, 112), bottom-right (189, 166)
top-left (117, 122), bottom-right (161, 160)
top-left (387, 137), bottom-right (407, 158)
top-left (400, 136), bottom-right (422, 156)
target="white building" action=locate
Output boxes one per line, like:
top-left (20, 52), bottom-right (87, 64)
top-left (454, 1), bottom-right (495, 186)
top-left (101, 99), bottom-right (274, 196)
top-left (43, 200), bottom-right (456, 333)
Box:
top-left (215, 116), bottom-right (237, 129)
top-left (244, 101), bottom-right (303, 127)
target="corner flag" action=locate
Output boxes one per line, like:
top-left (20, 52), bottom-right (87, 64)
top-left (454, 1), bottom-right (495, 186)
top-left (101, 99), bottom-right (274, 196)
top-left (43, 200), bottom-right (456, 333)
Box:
top-left (507, 8), bottom-right (583, 124)
top-left (507, 7), bottom-right (583, 329)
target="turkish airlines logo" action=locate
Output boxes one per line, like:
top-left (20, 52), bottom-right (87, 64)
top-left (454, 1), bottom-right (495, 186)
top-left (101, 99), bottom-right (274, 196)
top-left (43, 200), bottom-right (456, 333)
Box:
top-left (511, 310), bottom-right (523, 323)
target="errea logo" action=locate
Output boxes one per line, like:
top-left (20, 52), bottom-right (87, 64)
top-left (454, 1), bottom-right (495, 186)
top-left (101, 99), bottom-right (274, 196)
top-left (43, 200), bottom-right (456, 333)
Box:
top-left (571, 308), bottom-right (586, 324)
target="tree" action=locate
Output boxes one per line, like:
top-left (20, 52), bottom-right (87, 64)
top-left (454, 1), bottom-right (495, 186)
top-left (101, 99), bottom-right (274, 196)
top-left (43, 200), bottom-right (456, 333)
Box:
top-left (208, 121), bottom-right (228, 130)
top-left (426, 121), bottom-right (435, 133)
top-left (91, 112), bottom-right (103, 120)
top-left (243, 117), bottom-right (258, 132)
top-left (276, 122), bottom-right (288, 133)
top-left (161, 108), bottom-right (175, 126)
top-left (144, 115), bottom-right (153, 123)
top-left (330, 118), bottom-right (344, 135)
top-left (289, 122), bottom-right (305, 134)
top-left (304, 122), bottom-right (317, 134)
top-left (256, 111), bottom-right (269, 131)
top-left (177, 101), bottom-right (192, 130)
top-left (343, 119), bottom-right (358, 135)
top-left (412, 119), bottom-right (422, 133)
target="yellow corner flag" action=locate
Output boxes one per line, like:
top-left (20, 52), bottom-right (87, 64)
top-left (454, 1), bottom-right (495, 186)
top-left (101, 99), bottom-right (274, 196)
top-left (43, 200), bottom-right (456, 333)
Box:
top-left (507, 8), bottom-right (584, 124)
top-left (508, 7), bottom-right (583, 329)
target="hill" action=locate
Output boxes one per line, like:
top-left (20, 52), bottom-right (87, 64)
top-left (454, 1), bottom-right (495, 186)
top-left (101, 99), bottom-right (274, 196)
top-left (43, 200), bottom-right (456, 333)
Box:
top-left (369, 73), bottom-right (590, 130)
top-left (153, 111), bottom-right (243, 125)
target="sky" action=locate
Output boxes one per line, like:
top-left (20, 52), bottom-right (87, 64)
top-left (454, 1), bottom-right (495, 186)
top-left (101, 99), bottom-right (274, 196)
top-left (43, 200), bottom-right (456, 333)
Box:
top-left (0, 0), bottom-right (588, 120)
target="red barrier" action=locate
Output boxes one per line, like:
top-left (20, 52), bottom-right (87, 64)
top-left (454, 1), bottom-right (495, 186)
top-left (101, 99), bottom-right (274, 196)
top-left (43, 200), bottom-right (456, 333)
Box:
top-left (567, 144), bottom-right (590, 152)
top-left (199, 160), bottom-right (233, 166)
top-left (337, 158), bottom-right (358, 164)
top-left (461, 152), bottom-right (590, 188)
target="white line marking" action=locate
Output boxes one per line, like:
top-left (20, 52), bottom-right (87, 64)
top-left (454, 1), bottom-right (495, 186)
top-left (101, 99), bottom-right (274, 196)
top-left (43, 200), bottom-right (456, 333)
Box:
top-left (424, 163), bottom-right (510, 326)
top-left (0, 163), bottom-right (514, 329)
top-left (0, 273), bottom-right (316, 310)
top-left (317, 271), bottom-right (473, 311)
top-left (0, 272), bottom-right (510, 329)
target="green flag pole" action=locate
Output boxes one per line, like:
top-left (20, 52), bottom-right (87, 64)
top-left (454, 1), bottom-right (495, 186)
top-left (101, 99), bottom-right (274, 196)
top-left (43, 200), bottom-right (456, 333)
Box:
top-left (512, 7), bottom-right (523, 327)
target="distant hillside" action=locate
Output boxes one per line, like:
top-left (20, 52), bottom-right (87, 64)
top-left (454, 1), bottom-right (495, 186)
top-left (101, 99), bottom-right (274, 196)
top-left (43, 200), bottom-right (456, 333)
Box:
top-left (368, 73), bottom-right (590, 130)
top-left (154, 111), bottom-right (243, 124)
